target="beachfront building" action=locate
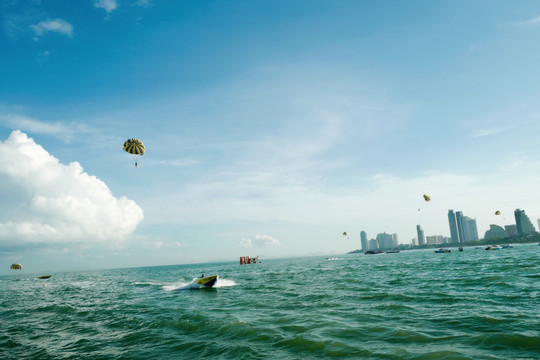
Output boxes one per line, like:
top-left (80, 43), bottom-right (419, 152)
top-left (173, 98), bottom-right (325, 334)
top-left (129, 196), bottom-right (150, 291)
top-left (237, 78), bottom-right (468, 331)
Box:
top-left (376, 233), bottom-right (394, 250)
top-left (392, 233), bottom-right (398, 248)
top-left (514, 209), bottom-right (536, 235)
top-left (452, 210), bottom-right (479, 243)
top-left (416, 225), bottom-right (425, 246)
top-left (448, 210), bottom-right (460, 243)
top-left (484, 224), bottom-right (508, 240)
top-left (461, 216), bottom-right (479, 242)
top-left (360, 231), bottom-right (368, 251)
top-left (505, 225), bottom-right (518, 237)
top-left (368, 238), bottom-right (378, 250)
top-left (426, 235), bottom-right (444, 245)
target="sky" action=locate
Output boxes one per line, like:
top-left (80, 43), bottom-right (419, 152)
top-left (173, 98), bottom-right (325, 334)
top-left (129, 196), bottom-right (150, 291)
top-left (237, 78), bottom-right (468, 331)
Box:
top-left (2, 0), bottom-right (540, 274)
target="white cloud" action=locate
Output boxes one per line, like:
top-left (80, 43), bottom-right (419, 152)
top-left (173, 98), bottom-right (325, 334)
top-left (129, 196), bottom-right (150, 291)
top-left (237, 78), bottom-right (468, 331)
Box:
top-left (0, 130), bottom-right (143, 247)
top-left (239, 234), bottom-right (280, 248)
top-left (30, 18), bottom-right (73, 38)
top-left (95, 0), bottom-right (118, 14)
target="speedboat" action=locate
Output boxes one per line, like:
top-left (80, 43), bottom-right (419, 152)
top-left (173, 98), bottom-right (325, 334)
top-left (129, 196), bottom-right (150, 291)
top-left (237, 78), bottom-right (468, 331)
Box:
top-left (37, 275), bottom-right (51, 279)
top-left (500, 244), bottom-right (513, 249)
top-left (434, 249), bottom-right (451, 253)
top-left (195, 275), bottom-right (219, 288)
top-left (485, 245), bottom-right (501, 250)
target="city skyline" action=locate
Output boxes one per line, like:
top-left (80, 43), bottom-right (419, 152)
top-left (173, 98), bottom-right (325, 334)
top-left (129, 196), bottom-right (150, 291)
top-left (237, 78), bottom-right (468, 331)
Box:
top-left (359, 208), bottom-right (538, 250)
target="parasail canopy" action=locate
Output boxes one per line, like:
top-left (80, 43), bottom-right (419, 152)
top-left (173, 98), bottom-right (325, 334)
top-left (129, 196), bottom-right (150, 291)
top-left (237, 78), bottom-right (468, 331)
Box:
top-left (495, 210), bottom-right (501, 215)
top-left (10, 263), bottom-right (22, 270)
top-left (123, 138), bottom-right (145, 156)
top-left (423, 194), bottom-right (431, 202)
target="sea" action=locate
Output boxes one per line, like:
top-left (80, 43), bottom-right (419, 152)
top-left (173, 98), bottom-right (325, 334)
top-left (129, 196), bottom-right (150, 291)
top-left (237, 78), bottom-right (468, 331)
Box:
top-left (1, 244), bottom-right (539, 359)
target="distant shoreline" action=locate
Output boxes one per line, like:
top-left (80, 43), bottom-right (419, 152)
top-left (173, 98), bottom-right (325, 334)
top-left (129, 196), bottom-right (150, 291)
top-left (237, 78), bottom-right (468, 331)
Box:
top-left (348, 234), bottom-right (540, 254)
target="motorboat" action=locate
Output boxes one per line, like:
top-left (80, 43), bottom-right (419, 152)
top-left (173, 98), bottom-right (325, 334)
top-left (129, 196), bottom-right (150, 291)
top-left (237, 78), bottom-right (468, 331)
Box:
top-left (434, 249), bottom-right (451, 253)
top-left (195, 274), bottom-right (219, 288)
top-left (500, 244), bottom-right (513, 249)
top-left (485, 245), bottom-right (501, 250)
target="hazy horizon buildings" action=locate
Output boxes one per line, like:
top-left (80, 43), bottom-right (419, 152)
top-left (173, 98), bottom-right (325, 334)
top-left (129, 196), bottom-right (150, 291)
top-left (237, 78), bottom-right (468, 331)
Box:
top-left (376, 233), bottom-right (395, 250)
top-left (360, 231), bottom-right (368, 251)
top-left (484, 224), bottom-right (508, 239)
top-left (416, 225), bottom-right (425, 246)
top-left (514, 209), bottom-right (536, 235)
top-left (448, 210), bottom-right (460, 243)
top-left (451, 210), bottom-right (479, 243)
top-left (505, 225), bottom-right (518, 236)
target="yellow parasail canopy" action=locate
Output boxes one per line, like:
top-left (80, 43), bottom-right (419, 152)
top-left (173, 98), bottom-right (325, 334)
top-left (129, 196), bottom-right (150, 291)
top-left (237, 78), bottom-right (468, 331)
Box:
top-left (123, 138), bottom-right (145, 156)
top-left (423, 194), bottom-right (431, 202)
top-left (10, 263), bottom-right (22, 270)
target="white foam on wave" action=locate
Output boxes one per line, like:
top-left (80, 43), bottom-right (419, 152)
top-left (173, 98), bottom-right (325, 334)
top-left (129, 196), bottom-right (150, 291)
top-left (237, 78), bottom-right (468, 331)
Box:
top-left (214, 278), bottom-right (238, 288)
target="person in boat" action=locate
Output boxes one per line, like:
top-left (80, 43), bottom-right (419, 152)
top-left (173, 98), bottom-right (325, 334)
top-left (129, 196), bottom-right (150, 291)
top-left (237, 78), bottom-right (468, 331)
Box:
top-left (201, 274), bottom-right (205, 278)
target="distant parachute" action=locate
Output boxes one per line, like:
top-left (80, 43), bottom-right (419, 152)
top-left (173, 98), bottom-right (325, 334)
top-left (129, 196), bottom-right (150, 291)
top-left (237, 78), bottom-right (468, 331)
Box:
top-left (10, 263), bottom-right (22, 270)
top-left (123, 138), bottom-right (145, 167)
top-left (123, 138), bottom-right (145, 155)
top-left (423, 194), bottom-right (431, 202)
top-left (495, 211), bottom-right (501, 215)
top-left (342, 232), bottom-right (347, 236)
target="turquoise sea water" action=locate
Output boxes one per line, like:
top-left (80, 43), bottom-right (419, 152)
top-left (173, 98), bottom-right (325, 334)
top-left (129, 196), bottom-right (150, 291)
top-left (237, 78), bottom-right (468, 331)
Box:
top-left (1, 244), bottom-right (539, 359)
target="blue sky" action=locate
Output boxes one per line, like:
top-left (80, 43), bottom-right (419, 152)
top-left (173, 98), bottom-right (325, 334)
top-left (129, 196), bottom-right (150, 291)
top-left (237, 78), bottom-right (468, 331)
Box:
top-left (2, 0), bottom-right (540, 274)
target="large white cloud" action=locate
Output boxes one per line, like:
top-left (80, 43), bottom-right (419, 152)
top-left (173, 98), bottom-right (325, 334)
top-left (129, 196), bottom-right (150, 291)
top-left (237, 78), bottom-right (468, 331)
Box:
top-left (0, 130), bottom-right (143, 247)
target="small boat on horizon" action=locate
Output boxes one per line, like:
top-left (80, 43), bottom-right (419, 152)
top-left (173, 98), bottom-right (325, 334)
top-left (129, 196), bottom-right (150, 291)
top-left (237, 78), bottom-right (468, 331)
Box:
top-left (434, 249), bottom-right (451, 253)
top-left (364, 250), bottom-right (384, 255)
top-left (37, 275), bottom-right (51, 279)
top-left (500, 244), bottom-right (513, 249)
top-left (485, 245), bottom-right (501, 250)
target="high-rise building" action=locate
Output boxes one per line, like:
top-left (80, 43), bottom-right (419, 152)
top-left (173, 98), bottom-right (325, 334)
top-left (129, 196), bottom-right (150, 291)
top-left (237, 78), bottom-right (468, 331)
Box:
top-left (360, 231), bottom-right (368, 251)
top-left (455, 211), bottom-right (465, 243)
top-left (426, 235), bottom-right (444, 244)
top-left (392, 233), bottom-right (398, 248)
top-left (448, 210), bottom-right (460, 243)
top-left (461, 216), bottom-right (479, 242)
top-left (376, 233), bottom-right (394, 250)
top-left (368, 239), bottom-right (378, 250)
top-left (514, 209), bottom-right (536, 235)
top-left (416, 225), bottom-right (425, 246)
top-left (453, 210), bottom-right (478, 243)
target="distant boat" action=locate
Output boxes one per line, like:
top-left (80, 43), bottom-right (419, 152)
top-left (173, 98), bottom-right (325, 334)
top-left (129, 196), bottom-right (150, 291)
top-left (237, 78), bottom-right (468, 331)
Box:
top-left (485, 245), bottom-right (501, 250)
top-left (500, 244), bottom-right (513, 249)
top-left (37, 275), bottom-right (51, 279)
top-left (386, 250), bottom-right (400, 253)
top-left (364, 250), bottom-right (384, 255)
top-left (434, 249), bottom-right (451, 253)
top-left (458, 247), bottom-right (464, 252)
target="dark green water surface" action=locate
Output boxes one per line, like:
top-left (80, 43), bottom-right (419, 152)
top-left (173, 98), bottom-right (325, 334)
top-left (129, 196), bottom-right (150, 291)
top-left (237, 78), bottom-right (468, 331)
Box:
top-left (1, 244), bottom-right (539, 359)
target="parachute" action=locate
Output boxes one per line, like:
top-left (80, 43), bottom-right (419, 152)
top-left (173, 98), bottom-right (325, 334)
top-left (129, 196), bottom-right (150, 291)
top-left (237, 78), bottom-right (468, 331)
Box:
top-left (123, 138), bottom-right (145, 167)
top-left (10, 263), bottom-right (22, 270)
top-left (342, 232), bottom-right (347, 236)
top-left (423, 194), bottom-right (431, 202)
top-left (123, 138), bottom-right (145, 155)
top-left (495, 211), bottom-right (501, 215)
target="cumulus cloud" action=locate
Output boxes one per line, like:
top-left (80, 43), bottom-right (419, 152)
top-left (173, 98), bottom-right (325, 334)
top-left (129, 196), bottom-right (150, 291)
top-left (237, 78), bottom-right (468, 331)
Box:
top-left (0, 130), bottom-right (143, 247)
top-left (95, 0), bottom-right (118, 14)
top-left (239, 234), bottom-right (280, 248)
top-left (30, 18), bottom-right (73, 38)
